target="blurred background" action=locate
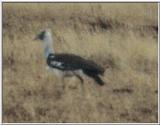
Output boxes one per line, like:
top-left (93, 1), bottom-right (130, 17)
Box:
top-left (3, 3), bottom-right (158, 123)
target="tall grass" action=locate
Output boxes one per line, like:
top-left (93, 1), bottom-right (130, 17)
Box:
top-left (3, 3), bottom-right (158, 123)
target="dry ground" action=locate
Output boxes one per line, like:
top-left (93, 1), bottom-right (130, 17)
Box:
top-left (3, 3), bottom-right (158, 123)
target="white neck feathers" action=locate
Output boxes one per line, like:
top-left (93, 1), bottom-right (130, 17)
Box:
top-left (43, 30), bottom-right (54, 59)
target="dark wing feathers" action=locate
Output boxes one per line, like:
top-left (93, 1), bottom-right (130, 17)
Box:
top-left (47, 53), bottom-right (105, 74)
top-left (47, 53), bottom-right (105, 85)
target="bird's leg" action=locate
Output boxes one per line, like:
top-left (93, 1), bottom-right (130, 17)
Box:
top-left (74, 73), bottom-right (84, 84)
top-left (62, 72), bottom-right (73, 91)
top-left (74, 72), bottom-right (85, 94)
top-left (61, 75), bottom-right (66, 90)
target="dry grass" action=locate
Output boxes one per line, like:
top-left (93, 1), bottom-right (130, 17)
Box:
top-left (3, 3), bottom-right (158, 123)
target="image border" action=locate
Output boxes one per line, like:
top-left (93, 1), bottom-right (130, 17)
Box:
top-left (1, 1), bottom-right (159, 124)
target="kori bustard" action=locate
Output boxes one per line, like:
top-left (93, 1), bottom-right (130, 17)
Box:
top-left (35, 29), bottom-right (105, 86)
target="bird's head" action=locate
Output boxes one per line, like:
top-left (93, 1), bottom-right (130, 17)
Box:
top-left (34, 29), bottom-right (52, 41)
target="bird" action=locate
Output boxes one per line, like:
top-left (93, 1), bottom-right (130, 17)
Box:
top-left (35, 29), bottom-right (105, 86)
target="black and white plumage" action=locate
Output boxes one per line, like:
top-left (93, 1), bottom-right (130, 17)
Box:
top-left (35, 29), bottom-right (105, 86)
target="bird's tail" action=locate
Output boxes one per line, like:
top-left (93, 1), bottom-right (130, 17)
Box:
top-left (83, 70), bottom-right (105, 86)
top-left (92, 75), bottom-right (105, 86)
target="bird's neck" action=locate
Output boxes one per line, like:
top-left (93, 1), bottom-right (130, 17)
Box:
top-left (43, 35), bottom-right (54, 59)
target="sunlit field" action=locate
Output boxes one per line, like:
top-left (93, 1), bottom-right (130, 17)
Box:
top-left (3, 3), bottom-right (158, 123)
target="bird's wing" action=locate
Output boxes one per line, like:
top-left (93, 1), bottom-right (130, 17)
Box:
top-left (47, 53), bottom-right (80, 70)
top-left (47, 53), bottom-right (104, 74)
top-left (83, 59), bottom-right (105, 74)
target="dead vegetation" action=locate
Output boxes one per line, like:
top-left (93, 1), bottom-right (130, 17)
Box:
top-left (3, 3), bottom-right (158, 123)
